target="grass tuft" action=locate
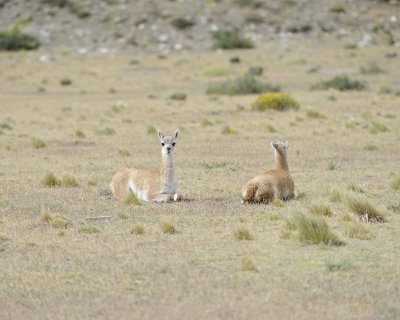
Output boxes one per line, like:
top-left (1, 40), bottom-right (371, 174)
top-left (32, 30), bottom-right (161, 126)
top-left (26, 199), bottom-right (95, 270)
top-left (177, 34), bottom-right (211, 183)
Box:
top-left (201, 118), bottom-right (213, 126)
top-left (345, 220), bottom-right (373, 240)
top-left (309, 203), bottom-right (332, 217)
top-left (306, 110), bottom-right (327, 119)
top-left (343, 192), bottom-right (386, 222)
top-left (118, 212), bottom-right (128, 220)
top-left (252, 92), bottom-right (299, 112)
top-left (207, 74), bottom-right (280, 96)
top-left (241, 256), bottom-right (257, 271)
top-left (41, 172), bottom-right (61, 187)
top-left (160, 220), bottom-right (176, 234)
top-left (283, 211), bottom-right (344, 245)
top-left (212, 30), bottom-right (254, 49)
top-left (60, 77), bottom-right (72, 86)
top-left (170, 92), bottom-right (187, 101)
top-left (364, 144), bottom-right (377, 151)
top-left (347, 182), bottom-right (365, 193)
top-left (131, 224), bottom-right (144, 235)
top-left (124, 193), bottom-right (142, 205)
top-left (0, 233), bottom-right (10, 242)
top-left (324, 258), bottom-right (352, 272)
top-left (329, 189), bottom-right (342, 203)
top-left (61, 175), bottom-right (79, 187)
top-left (78, 224), bottom-right (101, 234)
top-left (0, 21), bottom-right (40, 51)
top-left (221, 126), bottom-right (238, 135)
top-left (233, 227), bottom-right (253, 240)
top-left (75, 128), bottom-right (85, 138)
top-left (199, 65), bottom-right (231, 77)
top-left (390, 175), bottom-right (400, 191)
top-left (272, 197), bottom-right (284, 208)
top-left (369, 121), bottom-right (389, 134)
top-left (119, 149), bottom-right (130, 157)
top-left (32, 137), bottom-right (45, 149)
top-left (50, 215), bottom-right (68, 229)
top-left (311, 75), bottom-right (366, 91)
top-left (147, 125), bottom-right (157, 134)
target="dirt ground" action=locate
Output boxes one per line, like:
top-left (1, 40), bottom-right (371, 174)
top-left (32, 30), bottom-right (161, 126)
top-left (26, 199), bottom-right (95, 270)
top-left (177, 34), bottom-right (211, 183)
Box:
top-left (0, 39), bottom-right (400, 319)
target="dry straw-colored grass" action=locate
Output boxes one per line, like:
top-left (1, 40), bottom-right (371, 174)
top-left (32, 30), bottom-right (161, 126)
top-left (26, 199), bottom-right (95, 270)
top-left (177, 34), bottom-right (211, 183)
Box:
top-left (343, 192), bottom-right (386, 222)
top-left (309, 203), bottom-right (333, 217)
top-left (131, 224), bottom-right (144, 235)
top-left (160, 220), bottom-right (176, 234)
top-left (233, 227), bottom-right (253, 240)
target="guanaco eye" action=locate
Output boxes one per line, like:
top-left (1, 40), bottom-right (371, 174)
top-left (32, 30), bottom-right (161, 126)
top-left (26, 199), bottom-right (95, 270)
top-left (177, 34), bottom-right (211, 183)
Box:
top-left (172, 143), bottom-right (175, 146)
top-left (161, 143), bottom-right (165, 146)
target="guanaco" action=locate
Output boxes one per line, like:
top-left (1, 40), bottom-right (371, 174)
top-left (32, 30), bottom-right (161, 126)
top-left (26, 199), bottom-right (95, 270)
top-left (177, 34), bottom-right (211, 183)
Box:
top-left (110, 130), bottom-right (181, 203)
top-left (241, 140), bottom-right (294, 203)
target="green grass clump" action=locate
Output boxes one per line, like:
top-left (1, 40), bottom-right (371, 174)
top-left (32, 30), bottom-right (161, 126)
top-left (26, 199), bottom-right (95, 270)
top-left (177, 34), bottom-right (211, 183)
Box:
top-left (221, 126), bottom-right (237, 135)
top-left (207, 74), bottom-right (280, 96)
top-left (212, 30), bottom-right (254, 49)
top-left (369, 121), bottom-right (389, 134)
top-left (364, 144), bottom-right (377, 151)
top-left (241, 256), bottom-right (257, 271)
top-left (283, 211), bottom-right (344, 245)
top-left (124, 193), bottom-right (142, 205)
top-left (233, 227), bottom-right (253, 240)
top-left (41, 172), bottom-right (62, 187)
top-left (169, 92), bottom-right (187, 101)
top-left (309, 203), bottom-right (332, 217)
top-left (147, 125), bottom-right (157, 134)
top-left (343, 192), bottom-right (386, 222)
top-left (347, 182), bottom-right (365, 193)
top-left (75, 129), bottom-right (85, 138)
top-left (60, 77), bottom-right (72, 86)
top-left (78, 224), bottom-right (101, 234)
top-left (268, 212), bottom-right (281, 221)
top-left (306, 110), bottom-right (327, 119)
top-left (32, 137), bottom-right (45, 149)
top-left (131, 224), bottom-right (145, 235)
top-left (160, 220), bottom-right (176, 234)
top-left (119, 149), bottom-right (130, 157)
top-left (329, 2), bottom-right (345, 13)
top-left (311, 75), bottom-right (366, 91)
top-left (390, 175), bottom-right (400, 191)
top-left (111, 101), bottom-right (127, 113)
top-left (345, 220), bottom-right (373, 240)
top-left (61, 175), bottom-right (79, 187)
top-left (50, 215), bottom-right (68, 229)
top-left (199, 65), bottom-right (231, 77)
top-left (324, 259), bottom-right (352, 272)
top-left (252, 92), bottom-right (299, 111)
top-left (329, 189), bottom-right (342, 203)
top-left (272, 197), bottom-right (284, 208)
top-left (171, 17), bottom-right (195, 29)
top-left (0, 21), bottom-right (40, 51)
top-left (202, 161), bottom-right (227, 169)
top-left (360, 62), bottom-right (385, 75)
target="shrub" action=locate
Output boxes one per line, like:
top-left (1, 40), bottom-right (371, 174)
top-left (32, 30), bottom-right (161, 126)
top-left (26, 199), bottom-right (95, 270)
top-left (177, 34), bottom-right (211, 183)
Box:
top-left (160, 220), bottom-right (176, 234)
top-left (329, 2), bottom-right (345, 13)
top-left (119, 149), bottom-right (130, 157)
top-left (324, 259), bottom-right (352, 272)
top-left (309, 203), bottom-right (332, 217)
top-left (233, 227), bottom-right (253, 240)
top-left (343, 192), bottom-right (386, 222)
top-left (283, 211), bottom-right (343, 245)
top-left (60, 77), bottom-right (72, 86)
top-left (147, 125), bottom-right (157, 134)
top-left (252, 92), bottom-right (299, 111)
top-left (50, 215), bottom-right (68, 229)
top-left (311, 75), bottom-right (366, 91)
top-left (171, 17), bottom-right (195, 30)
top-left (212, 30), bottom-right (254, 49)
top-left (0, 20), bottom-right (40, 51)
top-left (75, 129), bottom-right (85, 138)
top-left (41, 172), bottom-right (61, 187)
top-left (221, 126), bottom-right (237, 135)
top-left (32, 137), bottom-right (45, 149)
top-left (78, 224), bottom-right (101, 234)
top-left (169, 92), bottom-right (187, 100)
top-left (369, 121), bottom-right (389, 134)
top-left (207, 74), bottom-right (280, 95)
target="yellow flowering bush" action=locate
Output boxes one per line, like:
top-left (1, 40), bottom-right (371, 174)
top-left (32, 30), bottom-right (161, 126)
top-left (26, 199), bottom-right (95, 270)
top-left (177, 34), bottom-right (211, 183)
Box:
top-left (252, 92), bottom-right (300, 111)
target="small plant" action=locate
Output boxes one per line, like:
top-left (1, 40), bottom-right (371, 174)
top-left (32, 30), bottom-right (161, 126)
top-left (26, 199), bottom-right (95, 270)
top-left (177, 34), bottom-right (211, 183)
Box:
top-left (252, 92), bottom-right (299, 112)
top-left (131, 224), bottom-right (144, 235)
top-left (32, 137), bottom-right (45, 149)
top-left (118, 212), bottom-right (128, 220)
top-left (233, 227), bottom-right (253, 240)
top-left (61, 175), bottom-right (79, 187)
top-left (360, 62), bottom-right (385, 75)
top-left (147, 125), bottom-right (157, 134)
top-left (324, 258), bottom-right (352, 272)
top-left (111, 101), bottom-right (127, 113)
top-left (364, 144), bottom-right (377, 151)
top-left (343, 192), bottom-right (386, 222)
top-left (75, 129), bottom-right (85, 138)
top-left (369, 121), bottom-right (389, 134)
top-left (171, 16), bottom-right (195, 29)
top-left (212, 30), bottom-right (254, 49)
top-left (199, 65), bottom-right (231, 77)
top-left (329, 2), bottom-right (345, 13)
top-left (390, 175), bottom-right (400, 191)
top-left (241, 256), bottom-right (257, 271)
top-left (87, 178), bottom-right (98, 186)
top-left (311, 75), bottom-right (366, 91)
top-left (221, 126), bottom-right (237, 135)
top-left (327, 159), bottom-right (338, 171)
top-left (202, 161), bottom-right (227, 169)
top-left (60, 77), bottom-right (72, 86)
top-left (124, 193), bottom-right (142, 205)
top-left (78, 224), bottom-right (101, 234)
top-left (272, 197), bottom-right (284, 208)
top-left (345, 220), bottom-right (373, 240)
top-left (0, 120), bottom-right (12, 130)
top-left (207, 74), bottom-right (280, 96)
top-left (0, 233), bottom-right (9, 242)
top-left (58, 230), bottom-right (66, 237)
top-left (309, 203), bottom-right (332, 217)
top-left (119, 149), bottom-right (130, 157)
top-left (265, 124), bottom-right (277, 133)
top-left (283, 211), bottom-right (343, 246)
top-left (329, 189), bottom-right (342, 203)
top-left (201, 118), bottom-right (213, 126)
top-left (268, 212), bottom-right (281, 221)
top-left (0, 20), bottom-right (40, 51)
top-left (50, 215), bottom-right (68, 229)
top-left (306, 110), bottom-right (326, 119)
top-left (41, 172), bottom-right (62, 187)
top-left (170, 92), bottom-right (187, 101)
top-left (160, 220), bottom-right (176, 234)
top-left (41, 210), bottom-right (53, 222)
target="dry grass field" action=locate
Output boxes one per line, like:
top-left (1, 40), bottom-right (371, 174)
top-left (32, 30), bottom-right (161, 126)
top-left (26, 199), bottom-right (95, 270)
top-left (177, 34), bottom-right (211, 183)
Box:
top-left (1, 40), bottom-right (400, 319)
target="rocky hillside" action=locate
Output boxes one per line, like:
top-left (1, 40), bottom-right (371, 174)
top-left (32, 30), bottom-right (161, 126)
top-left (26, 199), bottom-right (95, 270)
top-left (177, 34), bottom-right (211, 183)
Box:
top-left (0, 0), bottom-right (399, 53)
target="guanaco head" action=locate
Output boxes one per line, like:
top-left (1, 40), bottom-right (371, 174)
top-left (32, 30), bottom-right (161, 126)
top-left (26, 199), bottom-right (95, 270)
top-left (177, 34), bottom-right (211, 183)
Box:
top-left (271, 140), bottom-right (289, 156)
top-left (158, 129), bottom-right (179, 156)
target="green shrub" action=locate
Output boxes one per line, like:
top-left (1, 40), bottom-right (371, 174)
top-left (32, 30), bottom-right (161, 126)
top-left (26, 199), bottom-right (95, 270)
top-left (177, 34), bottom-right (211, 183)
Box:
top-left (212, 30), bottom-right (254, 49)
top-left (169, 92), bottom-right (187, 100)
top-left (311, 75), bottom-right (366, 91)
top-left (0, 20), bottom-right (40, 51)
top-left (171, 17), bottom-right (195, 29)
top-left (252, 92), bottom-right (299, 111)
top-left (207, 74), bottom-right (280, 95)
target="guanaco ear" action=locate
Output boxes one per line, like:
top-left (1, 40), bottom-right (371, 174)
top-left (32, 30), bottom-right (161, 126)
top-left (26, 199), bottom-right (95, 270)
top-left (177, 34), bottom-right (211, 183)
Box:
top-left (271, 141), bottom-right (279, 149)
top-left (283, 140), bottom-right (289, 148)
top-left (174, 129), bottom-right (179, 140)
top-left (158, 130), bottom-right (164, 142)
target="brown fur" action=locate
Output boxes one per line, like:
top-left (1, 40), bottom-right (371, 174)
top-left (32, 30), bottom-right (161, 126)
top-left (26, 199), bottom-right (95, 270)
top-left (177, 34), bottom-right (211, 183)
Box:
top-left (241, 140), bottom-right (294, 203)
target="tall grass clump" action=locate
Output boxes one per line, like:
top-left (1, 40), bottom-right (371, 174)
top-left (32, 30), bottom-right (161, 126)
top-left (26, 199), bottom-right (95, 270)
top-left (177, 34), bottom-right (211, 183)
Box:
top-left (309, 203), bottom-right (332, 217)
top-left (311, 75), bottom-right (366, 91)
top-left (32, 137), bottom-right (45, 149)
top-left (207, 74), bottom-right (280, 95)
top-left (160, 220), bottom-right (176, 234)
top-left (124, 193), bottom-right (142, 205)
top-left (78, 224), bottom-right (101, 234)
top-left (390, 175), bottom-right (400, 191)
top-left (241, 256), bottom-right (257, 271)
top-left (61, 175), bottom-right (79, 187)
top-left (131, 224), bottom-right (145, 235)
top-left (41, 172), bottom-right (62, 187)
top-left (283, 211), bottom-right (344, 245)
top-left (212, 30), bottom-right (254, 49)
top-left (233, 227), bottom-right (253, 240)
top-left (343, 192), bottom-right (386, 222)
top-left (252, 92), bottom-right (299, 111)
top-left (344, 220), bottom-right (373, 240)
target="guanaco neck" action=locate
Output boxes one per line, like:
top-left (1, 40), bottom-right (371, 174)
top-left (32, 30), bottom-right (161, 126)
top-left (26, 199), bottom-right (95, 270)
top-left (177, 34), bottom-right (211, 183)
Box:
top-left (274, 149), bottom-right (289, 171)
top-left (160, 153), bottom-right (174, 178)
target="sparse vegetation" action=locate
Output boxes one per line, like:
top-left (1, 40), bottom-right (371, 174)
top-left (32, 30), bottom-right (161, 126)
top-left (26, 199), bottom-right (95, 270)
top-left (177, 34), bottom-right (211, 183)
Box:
top-left (327, 159), bottom-right (338, 170)
top-left (329, 2), bottom-right (345, 13)
top-left (390, 175), bottom-right (400, 191)
top-left (345, 220), bottom-right (373, 240)
top-left (369, 121), bottom-right (389, 134)
top-left (160, 220), bottom-right (176, 234)
top-left (61, 175), bottom-right (79, 187)
top-left (97, 127), bottom-right (116, 135)
top-left (171, 17), bottom-right (195, 30)
top-left (347, 182), bottom-right (365, 193)
top-left (364, 144), bottom-right (377, 151)
top-left (272, 197), bottom-right (284, 208)
top-left (60, 77), bottom-right (72, 86)
top-left (329, 189), bottom-right (342, 203)
top-left (343, 192), bottom-right (386, 222)
top-left (360, 62), bottom-right (385, 75)
top-left (306, 110), bottom-right (327, 119)
top-left (309, 203), bottom-right (332, 217)
top-left (212, 30), bottom-right (254, 49)
top-left (147, 125), bottom-right (157, 134)
top-left (118, 212), bottom-right (128, 220)
top-left (241, 256), bottom-right (257, 271)
top-left (311, 75), bottom-right (366, 91)
top-left (0, 233), bottom-right (9, 242)
top-left (207, 74), bottom-right (280, 96)
top-left (78, 224), bottom-right (101, 234)
top-left (233, 227), bottom-right (253, 240)
top-left (131, 224), bottom-right (144, 235)
top-left (221, 126), bottom-right (238, 135)
top-left (200, 65), bottom-right (231, 77)
top-left (201, 118), bottom-right (213, 126)
top-left (324, 259), bottom-right (352, 272)
top-left (0, 21), bottom-right (40, 51)
top-left (32, 137), bottom-right (45, 149)
top-left (170, 92), bottom-right (187, 101)
top-left (75, 128), bottom-right (85, 138)
top-left (252, 92), bottom-right (299, 112)
top-left (119, 149), bottom-right (130, 157)
top-left (283, 211), bottom-right (343, 245)
top-left (41, 172), bottom-right (62, 187)
top-left (124, 193), bottom-right (142, 205)
top-left (202, 161), bottom-right (227, 169)
top-left (50, 215), bottom-right (68, 229)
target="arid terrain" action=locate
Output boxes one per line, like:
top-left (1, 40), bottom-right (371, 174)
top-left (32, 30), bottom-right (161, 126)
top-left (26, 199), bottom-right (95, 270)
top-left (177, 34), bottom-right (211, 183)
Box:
top-left (0, 3), bottom-right (400, 318)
